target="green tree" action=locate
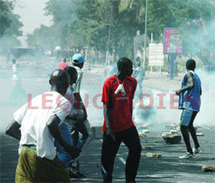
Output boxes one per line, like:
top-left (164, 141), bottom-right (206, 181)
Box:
top-left (28, 0), bottom-right (213, 64)
top-left (119, 0), bottom-right (212, 64)
top-left (0, 0), bottom-right (12, 36)
top-left (0, 0), bottom-right (22, 37)
top-left (45, 0), bottom-right (82, 50)
top-left (26, 24), bottom-right (61, 51)
top-left (0, 0), bottom-right (23, 60)
top-left (79, 0), bottom-right (145, 58)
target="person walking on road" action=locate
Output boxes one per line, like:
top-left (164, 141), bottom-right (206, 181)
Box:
top-left (101, 57), bottom-right (142, 183)
top-left (71, 53), bottom-right (89, 150)
top-left (5, 69), bottom-right (80, 183)
top-left (176, 59), bottom-right (202, 159)
top-left (69, 53), bottom-right (90, 176)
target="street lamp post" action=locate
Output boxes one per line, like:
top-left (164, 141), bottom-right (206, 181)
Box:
top-left (143, 0), bottom-right (148, 70)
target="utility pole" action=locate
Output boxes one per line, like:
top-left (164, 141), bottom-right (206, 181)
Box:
top-left (208, 0), bottom-right (215, 64)
top-left (211, 1), bottom-right (215, 63)
top-left (143, 0), bottom-right (148, 70)
top-left (106, 4), bottom-right (113, 65)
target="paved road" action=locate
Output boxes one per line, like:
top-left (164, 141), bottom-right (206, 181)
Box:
top-left (1, 61), bottom-right (215, 182)
top-left (1, 126), bottom-right (215, 182)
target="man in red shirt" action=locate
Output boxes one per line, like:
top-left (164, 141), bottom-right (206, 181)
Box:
top-left (101, 57), bottom-right (142, 183)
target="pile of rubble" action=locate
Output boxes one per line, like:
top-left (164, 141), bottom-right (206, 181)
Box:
top-left (162, 130), bottom-right (181, 144)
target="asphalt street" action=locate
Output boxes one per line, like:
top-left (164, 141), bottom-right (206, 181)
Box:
top-left (0, 60), bottom-right (215, 182)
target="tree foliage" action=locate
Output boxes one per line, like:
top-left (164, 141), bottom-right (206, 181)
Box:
top-left (0, 0), bottom-right (23, 56)
top-left (27, 0), bottom-right (213, 63)
top-left (0, 0), bottom-right (22, 37)
top-left (26, 24), bottom-right (61, 51)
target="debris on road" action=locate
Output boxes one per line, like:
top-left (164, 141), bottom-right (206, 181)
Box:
top-left (162, 131), bottom-right (181, 144)
top-left (196, 133), bottom-right (204, 136)
top-left (145, 152), bottom-right (162, 158)
top-left (201, 166), bottom-right (215, 172)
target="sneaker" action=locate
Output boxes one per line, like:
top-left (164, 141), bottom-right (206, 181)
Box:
top-left (69, 166), bottom-right (86, 178)
top-left (179, 152), bottom-right (194, 159)
top-left (69, 170), bottom-right (86, 178)
top-left (193, 147), bottom-right (203, 154)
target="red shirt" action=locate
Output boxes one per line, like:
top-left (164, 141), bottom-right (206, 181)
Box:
top-left (102, 75), bottom-right (137, 132)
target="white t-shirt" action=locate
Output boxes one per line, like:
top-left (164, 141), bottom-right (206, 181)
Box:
top-left (65, 85), bottom-right (75, 117)
top-left (13, 91), bottom-right (71, 160)
top-left (64, 85), bottom-right (86, 127)
top-left (12, 64), bottom-right (16, 73)
top-left (72, 66), bottom-right (83, 93)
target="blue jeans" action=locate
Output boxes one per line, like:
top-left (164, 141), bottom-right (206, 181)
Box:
top-left (55, 123), bottom-right (74, 168)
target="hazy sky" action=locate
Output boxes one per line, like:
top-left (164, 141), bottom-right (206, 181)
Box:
top-left (13, 0), bottom-right (52, 35)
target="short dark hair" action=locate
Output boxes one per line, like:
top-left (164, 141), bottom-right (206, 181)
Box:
top-left (73, 62), bottom-right (84, 67)
top-left (117, 57), bottom-right (132, 71)
top-left (12, 58), bottom-right (16, 64)
top-left (186, 59), bottom-right (196, 71)
top-left (50, 69), bottom-right (70, 85)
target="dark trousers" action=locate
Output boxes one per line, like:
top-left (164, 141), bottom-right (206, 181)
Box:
top-left (180, 111), bottom-right (200, 154)
top-left (101, 126), bottom-right (142, 183)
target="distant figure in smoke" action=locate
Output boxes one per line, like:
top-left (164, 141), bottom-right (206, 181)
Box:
top-left (101, 57), bottom-right (142, 182)
top-left (104, 61), bottom-right (117, 78)
top-left (176, 59), bottom-right (202, 159)
top-left (10, 58), bottom-right (27, 103)
top-left (12, 58), bottom-right (17, 80)
top-left (5, 69), bottom-right (80, 182)
top-left (133, 61), bottom-right (144, 98)
top-left (132, 61), bottom-right (146, 125)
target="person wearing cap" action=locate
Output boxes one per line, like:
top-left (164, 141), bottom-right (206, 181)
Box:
top-left (72, 53), bottom-right (85, 94)
top-left (5, 69), bottom-right (80, 182)
top-left (70, 53), bottom-right (90, 175)
top-left (176, 59), bottom-right (202, 159)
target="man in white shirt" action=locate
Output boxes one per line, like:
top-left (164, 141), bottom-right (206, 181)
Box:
top-left (71, 53), bottom-right (89, 149)
top-left (70, 53), bottom-right (90, 177)
top-left (5, 69), bottom-right (80, 183)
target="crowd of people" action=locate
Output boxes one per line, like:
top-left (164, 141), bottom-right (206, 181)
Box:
top-left (5, 55), bottom-right (202, 182)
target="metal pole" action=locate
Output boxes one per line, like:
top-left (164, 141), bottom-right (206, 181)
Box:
top-left (106, 5), bottom-right (113, 65)
top-left (170, 54), bottom-right (175, 80)
top-left (143, 0), bottom-right (148, 70)
top-left (208, 0), bottom-right (215, 64)
top-left (106, 24), bottom-right (111, 64)
top-left (134, 36), bottom-right (136, 60)
top-left (211, 2), bottom-right (215, 63)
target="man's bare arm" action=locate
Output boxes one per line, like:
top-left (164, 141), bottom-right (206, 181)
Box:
top-left (47, 115), bottom-right (80, 157)
top-left (5, 120), bottom-right (21, 140)
top-left (103, 104), bottom-right (115, 140)
top-left (176, 72), bottom-right (195, 95)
